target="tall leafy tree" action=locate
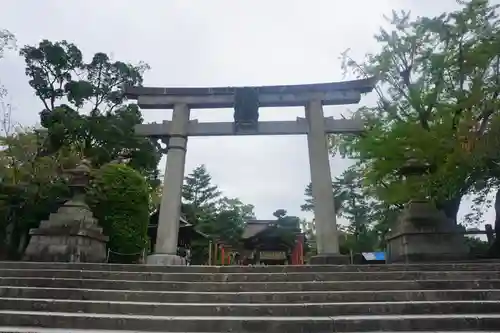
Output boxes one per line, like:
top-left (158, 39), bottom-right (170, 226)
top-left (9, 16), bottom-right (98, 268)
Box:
top-left (335, 168), bottom-right (379, 252)
top-left (0, 29), bottom-right (16, 98)
top-left (333, 0), bottom-right (500, 225)
top-left (218, 197), bottom-right (255, 220)
top-left (0, 29), bottom-right (15, 57)
top-left (19, 40), bottom-right (161, 183)
top-left (273, 209), bottom-right (301, 231)
top-left (271, 209), bottom-right (302, 248)
top-left (204, 198), bottom-right (252, 247)
top-left (472, 115), bottom-right (500, 252)
top-left (0, 127), bottom-right (79, 258)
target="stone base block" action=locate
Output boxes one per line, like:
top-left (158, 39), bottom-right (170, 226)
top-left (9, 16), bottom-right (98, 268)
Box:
top-left (387, 232), bottom-right (469, 263)
top-left (309, 254), bottom-right (350, 265)
top-left (146, 253), bottom-right (186, 266)
top-left (386, 200), bottom-right (471, 264)
top-left (24, 230), bottom-right (107, 263)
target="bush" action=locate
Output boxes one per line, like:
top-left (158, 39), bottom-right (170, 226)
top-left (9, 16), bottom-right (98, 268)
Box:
top-left (87, 163), bottom-right (149, 263)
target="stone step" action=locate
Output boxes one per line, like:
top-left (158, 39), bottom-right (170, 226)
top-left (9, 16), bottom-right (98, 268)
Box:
top-left (1, 277), bottom-right (499, 292)
top-left (2, 286), bottom-right (498, 303)
top-left (0, 329), bottom-right (173, 333)
top-left (0, 331), bottom-right (497, 333)
top-left (0, 311), bottom-right (498, 332)
top-left (0, 261), bottom-right (499, 273)
top-left (1, 268), bottom-right (499, 282)
top-left (0, 329), bottom-right (216, 333)
top-left (1, 298), bottom-right (499, 317)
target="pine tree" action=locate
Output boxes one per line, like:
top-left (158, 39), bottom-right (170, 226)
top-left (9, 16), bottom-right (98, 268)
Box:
top-left (181, 165), bottom-right (255, 263)
top-left (182, 164), bottom-right (221, 211)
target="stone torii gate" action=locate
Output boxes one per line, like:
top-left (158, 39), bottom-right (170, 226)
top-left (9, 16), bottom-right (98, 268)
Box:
top-left (125, 78), bottom-right (375, 265)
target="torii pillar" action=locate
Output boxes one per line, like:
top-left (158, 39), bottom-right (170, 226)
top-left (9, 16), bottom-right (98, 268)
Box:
top-left (305, 99), bottom-right (345, 264)
top-left (126, 78), bottom-right (374, 265)
top-left (147, 104), bottom-right (190, 265)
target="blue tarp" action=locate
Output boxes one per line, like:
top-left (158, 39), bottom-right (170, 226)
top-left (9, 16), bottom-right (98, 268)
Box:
top-left (362, 252), bottom-right (386, 261)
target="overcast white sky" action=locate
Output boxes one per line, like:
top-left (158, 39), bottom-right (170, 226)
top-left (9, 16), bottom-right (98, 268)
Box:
top-left (0, 0), bottom-right (496, 224)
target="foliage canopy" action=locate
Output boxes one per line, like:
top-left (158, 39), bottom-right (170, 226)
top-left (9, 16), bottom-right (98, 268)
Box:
top-left (87, 163), bottom-right (150, 263)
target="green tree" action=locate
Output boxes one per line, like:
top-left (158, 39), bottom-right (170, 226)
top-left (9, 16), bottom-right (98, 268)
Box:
top-left (181, 164), bottom-right (222, 239)
top-left (182, 164), bottom-right (221, 215)
top-left (19, 40), bottom-right (161, 184)
top-left (302, 166), bottom-right (390, 253)
top-left (218, 197), bottom-right (255, 221)
top-left (0, 127), bottom-right (78, 258)
top-left (269, 209), bottom-right (301, 249)
top-left (217, 196), bottom-right (255, 238)
top-left (0, 29), bottom-right (15, 57)
top-left (334, 0), bottom-right (500, 225)
top-left (180, 165), bottom-right (255, 262)
top-left (336, 168), bottom-right (380, 253)
top-left (0, 29), bottom-right (15, 98)
top-left (273, 209), bottom-right (300, 230)
top-left (87, 163), bottom-right (150, 263)
top-left (301, 182), bottom-right (347, 214)
top-left (214, 197), bottom-right (255, 245)
top-left (182, 165), bottom-right (255, 244)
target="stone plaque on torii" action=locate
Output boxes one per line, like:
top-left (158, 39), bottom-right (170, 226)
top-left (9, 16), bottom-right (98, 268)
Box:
top-left (125, 78), bottom-right (375, 265)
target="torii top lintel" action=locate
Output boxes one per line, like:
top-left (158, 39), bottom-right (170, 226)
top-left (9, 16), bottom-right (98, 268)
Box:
top-left (124, 77), bottom-right (376, 109)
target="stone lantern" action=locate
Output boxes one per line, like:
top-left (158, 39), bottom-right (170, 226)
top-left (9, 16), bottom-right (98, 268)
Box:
top-left (397, 158), bottom-right (433, 181)
top-left (23, 159), bottom-right (108, 262)
top-left (396, 158), bottom-right (435, 224)
top-left (386, 159), bottom-right (468, 263)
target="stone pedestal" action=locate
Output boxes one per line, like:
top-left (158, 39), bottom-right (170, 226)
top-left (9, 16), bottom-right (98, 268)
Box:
top-left (23, 160), bottom-right (108, 262)
top-left (386, 200), bottom-right (468, 263)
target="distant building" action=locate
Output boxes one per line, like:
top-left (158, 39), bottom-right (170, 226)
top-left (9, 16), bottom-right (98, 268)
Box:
top-left (240, 219), bottom-right (303, 265)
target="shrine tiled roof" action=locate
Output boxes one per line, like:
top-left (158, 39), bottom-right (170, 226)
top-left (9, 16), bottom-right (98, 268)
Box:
top-left (241, 220), bottom-right (277, 239)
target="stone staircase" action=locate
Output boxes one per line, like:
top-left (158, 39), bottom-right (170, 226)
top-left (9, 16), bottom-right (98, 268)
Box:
top-left (0, 262), bottom-right (498, 332)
